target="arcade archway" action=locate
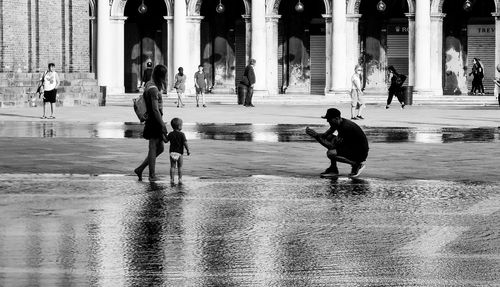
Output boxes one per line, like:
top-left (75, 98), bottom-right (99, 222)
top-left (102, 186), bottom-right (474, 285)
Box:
top-left (123, 0), bottom-right (168, 92)
top-left (358, 0), bottom-right (411, 93)
top-left (199, 0), bottom-right (246, 93)
top-left (442, 0), bottom-right (497, 95)
top-left (278, 0), bottom-right (327, 94)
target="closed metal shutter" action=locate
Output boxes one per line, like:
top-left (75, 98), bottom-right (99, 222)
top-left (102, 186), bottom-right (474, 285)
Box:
top-left (310, 35), bottom-right (326, 95)
top-left (467, 24), bottom-right (495, 94)
top-left (387, 24), bottom-right (409, 85)
top-left (235, 20), bottom-right (246, 91)
top-left (387, 34), bottom-right (409, 84)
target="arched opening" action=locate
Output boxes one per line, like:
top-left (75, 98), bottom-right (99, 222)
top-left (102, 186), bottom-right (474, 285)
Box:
top-left (359, 0), bottom-right (409, 93)
top-left (200, 0), bottom-right (246, 93)
top-left (124, 0), bottom-right (168, 92)
top-left (443, 0), bottom-right (496, 95)
top-left (278, 0), bottom-right (326, 94)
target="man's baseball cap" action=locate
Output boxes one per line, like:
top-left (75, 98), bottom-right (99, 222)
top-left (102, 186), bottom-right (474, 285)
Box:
top-left (321, 108), bottom-right (341, 119)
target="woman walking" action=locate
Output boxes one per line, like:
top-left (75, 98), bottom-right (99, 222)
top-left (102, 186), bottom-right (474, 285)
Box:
top-left (469, 58), bottom-right (484, 95)
top-left (174, 67), bottom-right (186, 108)
top-left (134, 65), bottom-right (168, 181)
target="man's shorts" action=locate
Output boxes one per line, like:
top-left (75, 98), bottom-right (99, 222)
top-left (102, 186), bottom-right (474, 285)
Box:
top-left (350, 89), bottom-right (364, 107)
top-left (195, 87), bottom-right (204, 94)
top-left (337, 145), bottom-right (368, 163)
top-left (43, 89), bottom-right (57, 103)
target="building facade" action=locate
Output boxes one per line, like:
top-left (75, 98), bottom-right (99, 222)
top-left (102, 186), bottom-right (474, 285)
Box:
top-left (1, 0), bottom-right (499, 105)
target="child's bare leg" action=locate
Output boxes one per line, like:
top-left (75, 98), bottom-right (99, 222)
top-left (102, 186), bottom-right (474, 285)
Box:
top-left (170, 157), bottom-right (176, 184)
top-left (177, 156), bottom-right (184, 184)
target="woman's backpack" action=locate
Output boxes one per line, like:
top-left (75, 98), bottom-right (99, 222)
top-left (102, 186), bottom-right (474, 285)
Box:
top-left (36, 71), bottom-right (47, 98)
top-left (133, 85), bottom-right (157, 122)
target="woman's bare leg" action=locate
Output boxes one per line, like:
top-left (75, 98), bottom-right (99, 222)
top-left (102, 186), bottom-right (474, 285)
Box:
top-left (135, 138), bottom-right (163, 181)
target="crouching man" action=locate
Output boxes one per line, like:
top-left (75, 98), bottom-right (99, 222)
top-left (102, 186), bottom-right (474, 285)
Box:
top-left (306, 108), bottom-right (369, 178)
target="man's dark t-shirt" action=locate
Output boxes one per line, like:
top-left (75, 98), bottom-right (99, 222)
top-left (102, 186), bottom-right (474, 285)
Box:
top-left (325, 118), bottom-right (369, 162)
top-left (167, 130), bottom-right (187, 154)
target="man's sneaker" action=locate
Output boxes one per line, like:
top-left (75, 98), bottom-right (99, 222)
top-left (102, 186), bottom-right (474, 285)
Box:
top-left (349, 162), bottom-right (366, 178)
top-left (320, 166), bottom-right (339, 178)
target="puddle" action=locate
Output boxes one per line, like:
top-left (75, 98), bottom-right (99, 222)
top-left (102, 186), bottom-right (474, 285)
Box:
top-left (0, 121), bottom-right (498, 143)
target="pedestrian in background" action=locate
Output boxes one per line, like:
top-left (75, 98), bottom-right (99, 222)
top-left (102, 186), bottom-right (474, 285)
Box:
top-left (164, 117), bottom-right (190, 186)
top-left (140, 60), bottom-right (153, 91)
top-left (174, 67), bottom-right (186, 108)
top-left (386, 66), bottom-right (407, 109)
top-left (194, 65), bottom-right (208, 107)
top-left (350, 64), bottom-right (365, 119)
top-left (134, 64), bottom-right (168, 182)
top-left (40, 63), bottom-right (60, 119)
top-left (242, 59), bottom-right (256, 107)
top-left (469, 58), bottom-right (484, 95)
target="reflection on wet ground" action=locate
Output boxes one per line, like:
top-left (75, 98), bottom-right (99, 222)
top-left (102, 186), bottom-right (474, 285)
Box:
top-left (1, 121), bottom-right (499, 143)
top-left (1, 174), bottom-right (500, 286)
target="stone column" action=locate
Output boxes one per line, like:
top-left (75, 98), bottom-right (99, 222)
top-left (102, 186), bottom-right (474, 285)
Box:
top-left (331, 0), bottom-right (347, 95)
top-left (164, 16), bottom-right (174, 91)
top-left (251, 0), bottom-right (267, 93)
top-left (242, 15), bottom-right (251, 66)
top-left (97, 1), bottom-right (126, 93)
top-left (266, 15), bottom-right (280, 95)
top-left (405, 13), bottom-right (415, 87)
top-left (322, 14), bottom-right (332, 93)
top-left (493, 13), bottom-right (500, 96)
top-left (96, 0), bottom-right (108, 86)
top-left (173, 0), bottom-right (187, 90)
top-left (414, 0), bottom-right (432, 96)
top-left (186, 16), bottom-right (203, 94)
top-left (346, 14), bottom-right (361, 89)
top-left (430, 13), bottom-right (445, 96)
top-left (109, 17), bottom-right (126, 94)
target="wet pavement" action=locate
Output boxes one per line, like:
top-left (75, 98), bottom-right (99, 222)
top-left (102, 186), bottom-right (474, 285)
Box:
top-left (1, 104), bottom-right (500, 285)
top-left (1, 174), bottom-right (500, 286)
top-left (1, 121), bottom-right (499, 144)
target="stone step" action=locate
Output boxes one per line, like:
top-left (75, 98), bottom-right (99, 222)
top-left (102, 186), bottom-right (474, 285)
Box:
top-left (105, 93), bottom-right (498, 106)
top-left (0, 73), bottom-right (102, 108)
top-left (0, 72), bottom-right (96, 82)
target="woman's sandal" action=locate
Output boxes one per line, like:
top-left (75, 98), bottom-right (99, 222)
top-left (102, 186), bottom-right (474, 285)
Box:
top-left (40, 116), bottom-right (46, 119)
top-left (48, 116), bottom-right (55, 119)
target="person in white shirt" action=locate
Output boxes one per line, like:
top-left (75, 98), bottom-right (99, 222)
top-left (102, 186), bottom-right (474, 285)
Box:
top-left (350, 65), bottom-right (365, 120)
top-left (40, 63), bottom-right (60, 119)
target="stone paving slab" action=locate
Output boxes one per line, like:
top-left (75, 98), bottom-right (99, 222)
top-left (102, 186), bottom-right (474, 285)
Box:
top-left (1, 138), bottom-right (498, 183)
top-left (1, 175), bottom-right (499, 285)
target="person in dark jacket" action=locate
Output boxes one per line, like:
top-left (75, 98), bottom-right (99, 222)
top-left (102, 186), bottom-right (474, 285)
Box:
top-left (469, 58), bottom-right (484, 95)
top-left (386, 66), bottom-right (407, 109)
top-left (306, 108), bottom-right (369, 178)
top-left (241, 59), bottom-right (256, 107)
top-left (140, 61), bottom-right (153, 89)
top-left (134, 64), bottom-right (168, 182)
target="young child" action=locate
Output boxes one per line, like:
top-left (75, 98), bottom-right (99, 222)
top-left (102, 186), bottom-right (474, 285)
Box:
top-left (164, 118), bottom-right (190, 185)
